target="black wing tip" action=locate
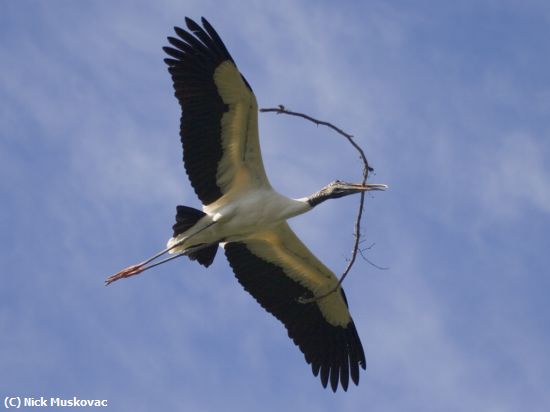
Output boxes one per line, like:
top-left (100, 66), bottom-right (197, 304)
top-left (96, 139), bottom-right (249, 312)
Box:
top-left (341, 373), bottom-right (350, 392)
top-left (179, 15), bottom-right (199, 28)
top-left (175, 16), bottom-right (205, 34)
top-left (163, 57), bottom-right (177, 66)
top-left (186, 17), bottom-right (205, 33)
top-left (320, 365), bottom-right (330, 389)
top-left (173, 25), bottom-right (187, 40)
top-left (164, 17), bottom-right (238, 83)
top-left (316, 321), bottom-right (366, 392)
top-left (330, 370), bottom-right (339, 392)
top-left (300, 319), bottom-right (365, 391)
top-left (166, 36), bottom-right (179, 45)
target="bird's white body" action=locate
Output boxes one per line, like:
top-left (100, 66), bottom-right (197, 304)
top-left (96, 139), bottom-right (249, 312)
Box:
top-left (168, 190), bottom-right (310, 251)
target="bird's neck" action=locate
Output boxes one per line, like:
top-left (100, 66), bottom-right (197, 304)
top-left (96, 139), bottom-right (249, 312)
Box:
top-left (285, 197), bottom-right (313, 218)
top-left (304, 188), bottom-right (331, 208)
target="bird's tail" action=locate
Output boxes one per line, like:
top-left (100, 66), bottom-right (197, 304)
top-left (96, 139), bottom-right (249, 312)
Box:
top-left (171, 205), bottom-right (218, 267)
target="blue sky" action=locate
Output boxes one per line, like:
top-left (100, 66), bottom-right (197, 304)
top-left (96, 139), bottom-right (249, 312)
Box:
top-left (2, 0), bottom-right (550, 410)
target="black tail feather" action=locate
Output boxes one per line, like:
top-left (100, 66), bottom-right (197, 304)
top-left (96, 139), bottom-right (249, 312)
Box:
top-left (171, 205), bottom-right (218, 267)
top-left (188, 243), bottom-right (218, 267)
top-left (172, 205), bottom-right (205, 236)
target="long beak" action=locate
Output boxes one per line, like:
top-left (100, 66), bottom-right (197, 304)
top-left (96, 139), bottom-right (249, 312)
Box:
top-left (345, 183), bottom-right (388, 192)
top-left (363, 183), bottom-right (388, 191)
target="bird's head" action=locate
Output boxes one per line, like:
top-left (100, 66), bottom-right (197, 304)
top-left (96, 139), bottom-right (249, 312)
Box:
top-left (307, 180), bottom-right (387, 207)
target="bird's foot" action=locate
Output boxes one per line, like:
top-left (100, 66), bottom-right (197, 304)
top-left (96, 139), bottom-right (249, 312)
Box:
top-left (105, 263), bottom-right (145, 286)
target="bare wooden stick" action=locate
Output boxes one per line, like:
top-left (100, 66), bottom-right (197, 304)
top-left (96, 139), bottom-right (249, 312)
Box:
top-left (260, 105), bottom-right (377, 304)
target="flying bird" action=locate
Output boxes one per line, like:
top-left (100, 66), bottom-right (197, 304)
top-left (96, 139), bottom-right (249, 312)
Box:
top-left (106, 17), bottom-right (387, 392)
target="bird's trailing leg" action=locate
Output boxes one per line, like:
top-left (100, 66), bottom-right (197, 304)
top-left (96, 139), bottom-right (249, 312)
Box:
top-left (105, 242), bottom-right (216, 286)
top-left (105, 244), bottom-right (182, 286)
top-left (105, 221), bottom-right (218, 286)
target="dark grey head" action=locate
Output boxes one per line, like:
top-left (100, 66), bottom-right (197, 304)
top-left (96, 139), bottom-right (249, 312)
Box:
top-left (307, 180), bottom-right (388, 207)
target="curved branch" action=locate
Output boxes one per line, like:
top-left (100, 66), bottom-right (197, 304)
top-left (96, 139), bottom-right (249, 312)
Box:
top-left (260, 105), bottom-right (377, 304)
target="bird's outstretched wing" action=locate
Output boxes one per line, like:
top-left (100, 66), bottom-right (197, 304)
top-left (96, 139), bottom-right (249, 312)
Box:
top-left (163, 17), bottom-right (271, 206)
top-left (224, 223), bottom-right (366, 392)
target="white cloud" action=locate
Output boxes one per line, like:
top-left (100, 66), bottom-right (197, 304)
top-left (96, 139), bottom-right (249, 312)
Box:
top-left (2, 1), bottom-right (550, 411)
top-left (481, 132), bottom-right (550, 216)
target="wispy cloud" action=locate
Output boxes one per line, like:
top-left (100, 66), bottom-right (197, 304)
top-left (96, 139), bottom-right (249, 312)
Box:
top-left (2, 1), bottom-right (550, 411)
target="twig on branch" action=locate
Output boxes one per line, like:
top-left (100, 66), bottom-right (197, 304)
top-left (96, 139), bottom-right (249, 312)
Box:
top-left (260, 105), bottom-right (377, 304)
top-left (358, 248), bottom-right (389, 271)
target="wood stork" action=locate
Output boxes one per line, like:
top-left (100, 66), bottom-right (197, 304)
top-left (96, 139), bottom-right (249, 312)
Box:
top-left (106, 17), bottom-right (387, 392)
